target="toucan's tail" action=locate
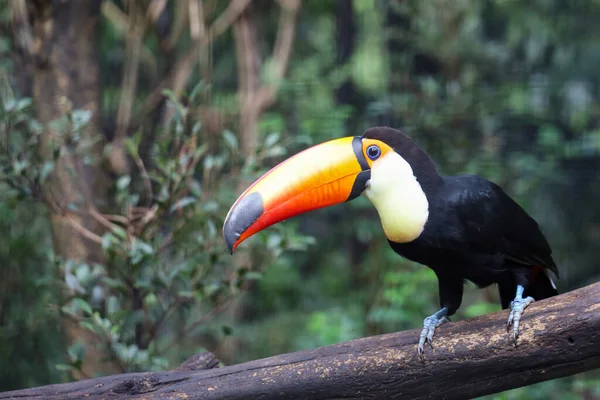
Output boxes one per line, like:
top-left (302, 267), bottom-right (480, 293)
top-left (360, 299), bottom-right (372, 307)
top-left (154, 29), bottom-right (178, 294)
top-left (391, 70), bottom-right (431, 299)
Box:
top-left (498, 268), bottom-right (558, 309)
top-left (526, 269), bottom-right (559, 302)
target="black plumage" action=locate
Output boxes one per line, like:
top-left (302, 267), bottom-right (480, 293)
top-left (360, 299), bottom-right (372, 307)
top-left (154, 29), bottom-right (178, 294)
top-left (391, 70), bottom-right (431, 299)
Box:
top-left (362, 127), bottom-right (559, 317)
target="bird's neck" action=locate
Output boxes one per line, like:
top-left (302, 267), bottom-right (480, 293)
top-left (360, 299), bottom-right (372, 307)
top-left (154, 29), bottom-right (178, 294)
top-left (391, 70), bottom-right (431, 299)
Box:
top-left (365, 152), bottom-right (430, 243)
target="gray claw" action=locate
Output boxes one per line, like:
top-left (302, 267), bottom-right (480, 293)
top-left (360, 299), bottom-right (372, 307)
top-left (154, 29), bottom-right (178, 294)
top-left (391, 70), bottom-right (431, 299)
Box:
top-left (506, 296), bottom-right (534, 342)
top-left (418, 315), bottom-right (449, 356)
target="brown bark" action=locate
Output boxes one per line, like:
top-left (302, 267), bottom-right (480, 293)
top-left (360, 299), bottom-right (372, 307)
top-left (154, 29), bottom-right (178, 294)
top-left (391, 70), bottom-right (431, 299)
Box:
top-left (106, 1), bottom-right (146, 176)
top-left (30, 0), bottom-right (114, 378)
top-left (233, 3), bottom-right (261, 159)
top-left (1, 282), bottom-right (599, 399)
top-left (9, 1), bottom-right (34, 97)
top-left (234, 0), bottom-right (300, 159)
top-left (140, 0), bottom-right (253, 118)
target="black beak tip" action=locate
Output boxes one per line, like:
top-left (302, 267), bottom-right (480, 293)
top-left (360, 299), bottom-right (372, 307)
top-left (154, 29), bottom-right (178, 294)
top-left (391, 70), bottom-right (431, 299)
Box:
top-left (222, 192), bottom-right (264, 255)
top-left (224, 229), bottom-right (236, 255)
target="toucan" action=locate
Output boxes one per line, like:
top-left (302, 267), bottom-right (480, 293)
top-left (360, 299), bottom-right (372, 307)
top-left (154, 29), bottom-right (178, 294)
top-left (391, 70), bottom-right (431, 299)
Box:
top-left (222, 127), bottom-right (559, 354)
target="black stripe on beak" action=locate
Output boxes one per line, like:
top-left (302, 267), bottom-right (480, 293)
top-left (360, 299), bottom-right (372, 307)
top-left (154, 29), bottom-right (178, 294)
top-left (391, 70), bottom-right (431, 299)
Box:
top-left (346, 136), bottom-right (371, 201)
top-left (352, 136), bottom-right (369, 171)
top-left (346, 170), bottom-right (371, 202)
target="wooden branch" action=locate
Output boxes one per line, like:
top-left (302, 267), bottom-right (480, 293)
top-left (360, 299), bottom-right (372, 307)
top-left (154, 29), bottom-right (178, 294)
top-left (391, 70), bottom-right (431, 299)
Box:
top-left (254, 0), bottom-right (300, 113)
top-left (233, 3), bottom-right (260, 158)
top-left (142, 0), bottom-right (252, 116)
top-left (2, 282), bottom-right (599, 399)
top-left (188, 0), bottom-right (205, 40)
top-left (106, 1), bottom-right (145, 175)
top-left (234, 0), bottom-right (300, 158)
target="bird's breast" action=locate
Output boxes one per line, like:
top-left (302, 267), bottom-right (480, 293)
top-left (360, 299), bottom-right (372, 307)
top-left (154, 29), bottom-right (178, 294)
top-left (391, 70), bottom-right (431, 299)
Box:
top-left (364, 152), bottom-right (429, 243)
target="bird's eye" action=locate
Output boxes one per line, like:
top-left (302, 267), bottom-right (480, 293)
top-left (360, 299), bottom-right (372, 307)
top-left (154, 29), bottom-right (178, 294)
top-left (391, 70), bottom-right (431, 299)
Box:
top-left (366, 145), bottom-right (381, 160)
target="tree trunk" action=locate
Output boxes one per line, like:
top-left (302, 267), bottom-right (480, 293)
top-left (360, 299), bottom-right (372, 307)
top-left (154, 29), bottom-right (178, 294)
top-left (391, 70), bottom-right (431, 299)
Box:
top-left (31, 0), bottom-right (114, 378)
top-left (233, 2), bottom-right (262, 160)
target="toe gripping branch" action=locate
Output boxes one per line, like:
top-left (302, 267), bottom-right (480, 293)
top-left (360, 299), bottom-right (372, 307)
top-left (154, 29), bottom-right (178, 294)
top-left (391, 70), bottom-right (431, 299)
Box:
top-left (418, 307), bottom-right (449, 356)
top-left (417, 285), bottom-right (535, 358)
top-left (507, 285), bottom-right (534, 343)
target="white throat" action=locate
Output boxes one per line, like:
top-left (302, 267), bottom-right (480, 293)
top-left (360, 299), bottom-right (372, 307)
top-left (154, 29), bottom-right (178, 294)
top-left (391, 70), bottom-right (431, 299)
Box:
top-left (364, 152), bottom-right (429, 243)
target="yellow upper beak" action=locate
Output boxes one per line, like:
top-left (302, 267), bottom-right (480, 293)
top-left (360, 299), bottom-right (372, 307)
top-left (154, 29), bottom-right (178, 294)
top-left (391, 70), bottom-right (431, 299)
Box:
top-left (223, 136), bottom-right (371, 253)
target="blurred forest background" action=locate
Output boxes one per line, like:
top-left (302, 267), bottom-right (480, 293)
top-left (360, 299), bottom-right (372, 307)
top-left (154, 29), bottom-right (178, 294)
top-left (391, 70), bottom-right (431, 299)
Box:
top-left (1, 0), bottom-right (599, 398)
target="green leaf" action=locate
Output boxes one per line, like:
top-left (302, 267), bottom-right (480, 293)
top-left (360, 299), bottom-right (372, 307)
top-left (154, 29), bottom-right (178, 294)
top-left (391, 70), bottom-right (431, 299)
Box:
top-left (127, 345), bottom-right (138, 362)
top-left (13, 159), bottom-right (30, 175)
top-left (266, 234), bottom-right (282, 249)
top-left (101, 233), bottom-right (114, 250)
top-left (67, 341), bottom-right (87, 361)
top-left (206, 219), bottom-right (217, 239)
top-left (202, 200), bottom-right (219, 213)
top-left (106, 296), bottom-right (120, 315)
top-left (111, 226), bottom-right (127, 239)
top-left (117, 175), bottom-right (131, 190)
top-left (539, 124), bottom-right (562, 148)
top-left (161, 89), bottom-right (179, 105)
top-left (508, 88), bottom-right (528, 113)
top-left (264, 132), bottom-right (280, 148)
top-left (3, 97), bottom-right (16, 112)
top-left (265, 145), bottom-right (286, 158)
top-left (49, 115), bottom-right (69, 134)
top-left (189, 81), bottom-right (206, 101)
top-left (136, 239), bottom-right (154, 255)
top-left (124, 137), bottom-right (139, 158)
top-left (144, 293), bottom-right (159, 307)
top-left (65, 274), bottom-right (84, 293)
top-left (16, 98), bottom-right (32, 111)
top-left (79, 321), bottom-right (96, 333)
top-left (223, 130), bottom-right (238, 151)
top-left (71, 298), bottom-right (93, 315)
top-left (203, 155), bottom-right (215, 170)
top-left (129, 238), bottom-right (154, 265)
top-left (187, 179), bottom-right (203, 197)
top-left (245, 271), bottom-right (263, 281)
top-left (74, 263), bottom-right (91, 283)
top-left (192, 121), bottom-right (202, 135)
top-left (72, 109), bottom-right (92, 131)
top-left (169, 196), bottom-right (197, 213)
top-left (102, 276), bottom-right (126, 290)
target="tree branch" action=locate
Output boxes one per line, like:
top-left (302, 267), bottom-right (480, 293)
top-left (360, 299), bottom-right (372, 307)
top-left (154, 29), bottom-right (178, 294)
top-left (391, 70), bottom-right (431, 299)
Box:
top-left (106, 1), bottom-right (145, 175)
top-left (141, 0), bottom-right (252, 116)
top-left (254, 0), bottom-right (300, 113)
top-left (2, 282), bottom-right (599, 399)
top-left (234, 0), bottom-right (300, 158)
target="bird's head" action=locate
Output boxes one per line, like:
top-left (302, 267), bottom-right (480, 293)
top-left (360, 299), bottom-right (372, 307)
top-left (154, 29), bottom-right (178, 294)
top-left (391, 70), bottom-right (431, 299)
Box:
top-left (223, 127), bottom-right (440, 253)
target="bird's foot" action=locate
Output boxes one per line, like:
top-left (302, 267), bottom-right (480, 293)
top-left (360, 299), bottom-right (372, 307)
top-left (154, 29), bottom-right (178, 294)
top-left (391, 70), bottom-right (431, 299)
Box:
top-left (506, 295), bottom-right (534, 342)
top-left (418, 309), bottom-right (449, 357)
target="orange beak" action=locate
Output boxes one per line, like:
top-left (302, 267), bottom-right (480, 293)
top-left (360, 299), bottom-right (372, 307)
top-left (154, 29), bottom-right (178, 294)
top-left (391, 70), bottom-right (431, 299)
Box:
top-left (223, 136), bottom-right (371, 253)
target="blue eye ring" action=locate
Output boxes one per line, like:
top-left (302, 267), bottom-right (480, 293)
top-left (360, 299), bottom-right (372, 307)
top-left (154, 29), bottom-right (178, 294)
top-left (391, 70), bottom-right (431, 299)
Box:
top-left (366, 145), bottom-right (381, 161)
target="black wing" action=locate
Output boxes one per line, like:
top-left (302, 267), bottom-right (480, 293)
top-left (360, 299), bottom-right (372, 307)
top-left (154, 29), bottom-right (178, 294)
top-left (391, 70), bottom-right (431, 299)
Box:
top-left (440, 175), bottom-right (558, 276)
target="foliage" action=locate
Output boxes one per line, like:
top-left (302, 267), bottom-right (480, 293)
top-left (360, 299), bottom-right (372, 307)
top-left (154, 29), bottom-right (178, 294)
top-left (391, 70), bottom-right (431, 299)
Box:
top-left (0, 199), bottom-right (65, 390)
top-left (1, 80), bottom-right (312, 375)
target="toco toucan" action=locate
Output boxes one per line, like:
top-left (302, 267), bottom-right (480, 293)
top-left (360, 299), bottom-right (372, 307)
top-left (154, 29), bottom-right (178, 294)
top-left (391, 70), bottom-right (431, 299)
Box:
top-left (222, 127), bottom-right (559, 354)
